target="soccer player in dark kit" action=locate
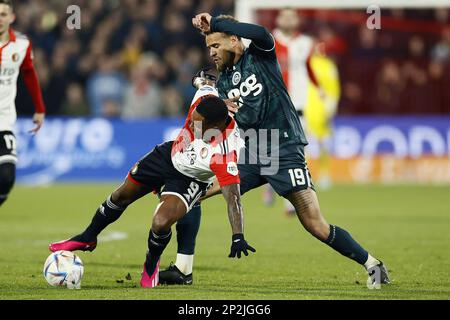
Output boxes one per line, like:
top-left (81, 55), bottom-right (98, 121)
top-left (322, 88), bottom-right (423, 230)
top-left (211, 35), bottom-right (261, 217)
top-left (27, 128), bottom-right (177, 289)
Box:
top-left (159, 13), bottom-right (390, 289)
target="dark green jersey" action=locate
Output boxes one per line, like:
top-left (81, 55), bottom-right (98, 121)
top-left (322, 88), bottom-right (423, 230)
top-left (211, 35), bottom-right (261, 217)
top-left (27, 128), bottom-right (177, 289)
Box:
top-left (213, 20), bottom-right (308, 148)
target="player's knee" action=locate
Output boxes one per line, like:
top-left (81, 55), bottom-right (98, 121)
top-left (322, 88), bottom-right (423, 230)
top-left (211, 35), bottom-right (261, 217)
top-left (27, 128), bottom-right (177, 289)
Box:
top-left (110, 190), bottom-right (133, 208)
top-left (0, 163), bottom-right (16, 195)
top-left (304, 219), bottom-right (329, 241)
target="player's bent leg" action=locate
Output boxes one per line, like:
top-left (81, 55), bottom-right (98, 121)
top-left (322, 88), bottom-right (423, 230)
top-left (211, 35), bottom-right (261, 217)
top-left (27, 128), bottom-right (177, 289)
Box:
top-left (285, 188), bottom-right (390, 286)
top-left (141, 194), bottom-right (187, 288)
top-left (49, 177), bottom-right (151, 252)
top-left (0, 163), bottom-right (15, 207)
top-left (176, 205), bottom-right (201, 257)
top-left (162, 165), bottom-right (265, 286)
top-left (285, 188), bottom-right (330, 241)
top-left (159, 204), bottom-right (201, 285)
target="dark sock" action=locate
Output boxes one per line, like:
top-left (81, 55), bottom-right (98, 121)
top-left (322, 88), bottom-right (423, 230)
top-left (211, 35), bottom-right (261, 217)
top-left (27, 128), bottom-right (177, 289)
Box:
top-left (176, 205), bottom-right (201, 255)
top-left (145, 229), bottom-right (172, 275)
top-left (73, 196), bottom-right (126, 242)
top-left (323, 225), bottom-right (369, 265)
top-left (0, 163), bottom-right (15, 207)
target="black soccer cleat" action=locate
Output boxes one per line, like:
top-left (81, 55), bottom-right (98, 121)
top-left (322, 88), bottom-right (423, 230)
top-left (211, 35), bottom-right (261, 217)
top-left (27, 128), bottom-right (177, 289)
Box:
top-left (159, 263), bottom-right (193, 285)
top-left (367, 261), bottom-right (391, 288)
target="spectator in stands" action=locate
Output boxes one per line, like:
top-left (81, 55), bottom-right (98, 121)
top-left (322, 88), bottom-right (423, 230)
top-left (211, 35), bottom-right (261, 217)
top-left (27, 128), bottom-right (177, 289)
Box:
top-left (375, 60), bottom-right (405, 114)
top-left (161, 85), bottom-right (184, 117)
top-left (174, 47), bottom-right (204, 107)
top-left (102, 98), bottom-right (121, 118)
top-left (61, 83), bottom-right (90, 116)
top-left (121, 62), bottom-right (162, 119)
top-left (353, 26), bottom-right (383, 60)
top-left (86, 57), bottom-right (127, 117)
top-left (10, 1), bottom-right (450, 117)
top-left (432, 27), bottom-right (450, 62)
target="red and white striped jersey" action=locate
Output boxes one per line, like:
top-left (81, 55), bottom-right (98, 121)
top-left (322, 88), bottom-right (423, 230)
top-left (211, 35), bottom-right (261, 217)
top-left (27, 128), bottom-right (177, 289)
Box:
top-left (171, 85), bottom-right (243, 187)
top-left (0, 29), bottom-right (42, 131)
top-left (274, 29), bottom-right (314, 112)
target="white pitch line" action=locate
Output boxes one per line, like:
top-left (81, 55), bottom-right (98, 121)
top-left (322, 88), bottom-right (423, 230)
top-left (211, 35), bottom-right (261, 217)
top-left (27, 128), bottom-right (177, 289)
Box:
top-left (12, 231), bottom-right (129, 247)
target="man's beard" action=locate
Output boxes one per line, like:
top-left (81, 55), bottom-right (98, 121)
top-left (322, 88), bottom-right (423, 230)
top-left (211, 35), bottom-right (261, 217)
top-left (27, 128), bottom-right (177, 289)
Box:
top-left (217, 51), bottom-right (236, 72)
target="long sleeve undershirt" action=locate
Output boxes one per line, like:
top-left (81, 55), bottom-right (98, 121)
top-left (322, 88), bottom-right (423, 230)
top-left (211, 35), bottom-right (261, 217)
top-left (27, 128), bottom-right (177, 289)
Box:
top-left (210, 17), bottom-right (274, 51)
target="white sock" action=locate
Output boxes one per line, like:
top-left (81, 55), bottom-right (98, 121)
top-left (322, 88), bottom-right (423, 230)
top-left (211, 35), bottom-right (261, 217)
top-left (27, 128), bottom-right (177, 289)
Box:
top-left (364, 254), bottom-right (380, 270)
top-left (175, 254), bottom-right (194, 275)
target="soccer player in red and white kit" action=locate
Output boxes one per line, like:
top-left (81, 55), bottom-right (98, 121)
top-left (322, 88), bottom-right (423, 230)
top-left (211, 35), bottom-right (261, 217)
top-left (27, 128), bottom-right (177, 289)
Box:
top-left (49, 69), bottom-right (255, 288)
top-left (0, 0), bottom-right (45, 207)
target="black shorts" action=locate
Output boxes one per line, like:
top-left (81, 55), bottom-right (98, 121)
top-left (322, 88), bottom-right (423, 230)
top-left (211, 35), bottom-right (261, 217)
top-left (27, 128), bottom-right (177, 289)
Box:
top-left (238, 143), bottom-right (314, 197)
top-left (0, 131), bottom-right (17, 165)
top-left (128, 141), bottom-right (211, 211)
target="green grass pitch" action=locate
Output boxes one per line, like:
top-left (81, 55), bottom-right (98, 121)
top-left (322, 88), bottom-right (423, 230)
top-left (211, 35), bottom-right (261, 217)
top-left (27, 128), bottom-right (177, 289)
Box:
top-left (0, 183), bottom-right (449, 300)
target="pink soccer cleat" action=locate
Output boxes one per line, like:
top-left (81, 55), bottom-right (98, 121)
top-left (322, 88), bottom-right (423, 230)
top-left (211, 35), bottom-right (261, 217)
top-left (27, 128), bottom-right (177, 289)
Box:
top-left (49, 239), bottom-right (97, 252)
top-left (140, 260), bottom-right (160, 288)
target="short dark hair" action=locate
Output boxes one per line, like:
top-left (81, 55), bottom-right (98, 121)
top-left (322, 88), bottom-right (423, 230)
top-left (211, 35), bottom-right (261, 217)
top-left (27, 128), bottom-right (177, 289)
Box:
top-left (215, 14), bottom-right (239, 24)
top-left (0, 0), bottom-right (13, 10)
top-left (196, 96), bottom-right (228, 125)
top-left (206, 14), bottom-right (241, 40)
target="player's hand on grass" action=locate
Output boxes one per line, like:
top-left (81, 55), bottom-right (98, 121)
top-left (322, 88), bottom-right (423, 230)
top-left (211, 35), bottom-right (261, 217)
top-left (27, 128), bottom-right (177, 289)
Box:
top-left (192, 13), bottom-right (212, 34)
top-left (29, 113), bottom-right (45, 135)
top-left (229, 233), bottom-right (256, 259)
top-left (224, 95), bottom-right (240, 115)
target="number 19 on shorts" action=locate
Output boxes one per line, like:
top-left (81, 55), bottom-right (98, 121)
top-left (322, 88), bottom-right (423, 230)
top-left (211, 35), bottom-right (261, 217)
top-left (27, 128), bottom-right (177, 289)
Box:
top-left (288, 168), bottom-right (311, 188)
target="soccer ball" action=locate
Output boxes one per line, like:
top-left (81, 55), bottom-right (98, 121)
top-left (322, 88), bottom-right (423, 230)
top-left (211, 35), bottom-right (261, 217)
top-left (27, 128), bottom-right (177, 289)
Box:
top-left (43, 250), bottom-right (84, 289)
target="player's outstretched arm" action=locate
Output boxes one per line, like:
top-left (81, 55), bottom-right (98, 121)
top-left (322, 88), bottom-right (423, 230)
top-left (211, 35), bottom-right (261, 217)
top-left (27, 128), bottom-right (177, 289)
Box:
top-left (221, 183), bottom-right (256, 258)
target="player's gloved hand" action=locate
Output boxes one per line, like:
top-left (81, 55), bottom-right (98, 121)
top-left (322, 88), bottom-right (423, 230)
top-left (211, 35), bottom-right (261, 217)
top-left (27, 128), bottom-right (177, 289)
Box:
top-left (229, 233), bottom-right (256, 259)
top-left (192, 66), bottom-right (217, 89)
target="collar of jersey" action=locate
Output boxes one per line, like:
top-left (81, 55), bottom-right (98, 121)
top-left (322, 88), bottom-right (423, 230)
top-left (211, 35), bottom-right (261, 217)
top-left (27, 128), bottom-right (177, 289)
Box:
top-left (9, 28), bottom-right (16, 42)
top-left (224, 50), bottom-right (245, 74)
top-left (0, 28), bottom-right (16, 50)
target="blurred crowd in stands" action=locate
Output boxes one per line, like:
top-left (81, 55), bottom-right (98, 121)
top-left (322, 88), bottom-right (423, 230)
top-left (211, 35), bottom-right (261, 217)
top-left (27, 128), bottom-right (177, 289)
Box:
top-left (259, 8), bottom-right (450, 115)
top-left (15, 0), bottom-right (233, 118)
top-left (13, 1), bottom-right (450, 117)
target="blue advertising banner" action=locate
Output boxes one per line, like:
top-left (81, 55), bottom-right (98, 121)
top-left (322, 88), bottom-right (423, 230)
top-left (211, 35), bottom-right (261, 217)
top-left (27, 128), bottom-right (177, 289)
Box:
top-left (307, 116), bottom-right (450, 159)
top-left (14, 116), bottom-right (450, 184)
top-left (15, 117), bottom-right (184, 184)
